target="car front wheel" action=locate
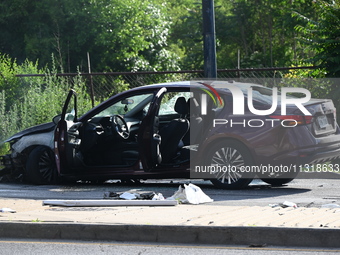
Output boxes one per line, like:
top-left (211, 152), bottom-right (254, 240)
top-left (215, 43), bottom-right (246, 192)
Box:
top-left (26, 146), bottom-right (59, 184)
top-left (206, 140), bottom-right (254, 189)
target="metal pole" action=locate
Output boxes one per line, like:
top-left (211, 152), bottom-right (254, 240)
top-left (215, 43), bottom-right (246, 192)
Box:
top-left (238, 49), bottom-right (240, 70)
top-left (202, 0), bottom-right (217, 79)
top-left (87, 52), bottom-right (95, 108)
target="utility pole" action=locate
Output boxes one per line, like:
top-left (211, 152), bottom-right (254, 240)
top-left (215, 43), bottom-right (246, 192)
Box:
top-left (202, 0), bottom-right (217, 78)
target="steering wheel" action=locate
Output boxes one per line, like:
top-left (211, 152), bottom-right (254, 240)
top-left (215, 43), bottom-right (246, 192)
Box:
top-left (111, 115), bottom-right (130, 139)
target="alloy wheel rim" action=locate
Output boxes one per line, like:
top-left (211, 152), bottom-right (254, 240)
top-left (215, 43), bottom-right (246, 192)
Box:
top-left (211, 147), bottom-right (245, 184)
top-left (38, 150), bottom-right (56, 182)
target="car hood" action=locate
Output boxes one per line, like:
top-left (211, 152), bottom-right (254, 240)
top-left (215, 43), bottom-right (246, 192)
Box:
top-left (2, 122), bottom-right (56, 143)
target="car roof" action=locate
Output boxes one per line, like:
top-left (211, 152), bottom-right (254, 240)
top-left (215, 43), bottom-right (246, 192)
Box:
top-left (79, 80), bottom-right (267, 121)
top-left (136, 80), bottom-right (265, 94)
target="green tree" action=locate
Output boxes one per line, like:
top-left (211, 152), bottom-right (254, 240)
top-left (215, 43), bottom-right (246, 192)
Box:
top-left (294, 0), bottom-right (340, 77)
top-left (0, 0), bottom-right (180, 72)
top-left (90, 0), bottom-right (179, 72)
top-left (0, 53), bottom-right (44, 109)
top-left (215, 0), bottom-right (318, 69)
top-left (166, 0), bottom-right (205, 70)
top-left (0, 0), bottom-right (92, 72)
top-left (0, 0), bottom-right (326, 73)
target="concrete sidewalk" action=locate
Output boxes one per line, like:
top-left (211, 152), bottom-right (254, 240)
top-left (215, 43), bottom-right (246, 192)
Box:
top-left (0, 198), bottom-right (340, 248)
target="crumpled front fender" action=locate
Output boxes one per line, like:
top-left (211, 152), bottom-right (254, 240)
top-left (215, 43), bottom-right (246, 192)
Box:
top-left (0, 131), bottom-right (55, 177)
top-left (3, 122), bottom-right (55, 144)
top-left (11, 131), bottom-right (55, 155)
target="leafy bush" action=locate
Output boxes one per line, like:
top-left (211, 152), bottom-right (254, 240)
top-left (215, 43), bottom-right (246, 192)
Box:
top-left (0, 54), bottom-right (93, 142)
top-left (294, 0), bottom-right (340, 77)
top-left (0, 54), bottom-right (44, 109)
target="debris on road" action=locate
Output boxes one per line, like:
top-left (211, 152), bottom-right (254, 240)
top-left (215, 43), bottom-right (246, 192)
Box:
top-left (168, 184), bottom-right (213, 204)
top-left (152, 193), bottom-right (165, 200)
top-left (103, 184), bottom-right (212, 205)
top-left (42, 199), bottom-right (177, 207)
top-left (0, 207), bottom-right (16, 213)
top-left (281, 201), bottom-right (298, 208)
top-left (43, 184), bottom-right (212, 207)
top-left (103, 191), bottom-right (165, 200)
top-left (269, 201), bottom-right (298, 209)
top-left (119, 192), bottom-right (139, 200)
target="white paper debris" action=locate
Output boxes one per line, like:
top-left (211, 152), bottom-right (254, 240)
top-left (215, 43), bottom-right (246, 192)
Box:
top-left (152, 193), bottom-right (165, 200)
top-left (167, 186), bottom-right (188, 203)
top-left (282, 201), bottom-right (298, 208)
top-left (0, 208), bottom-right (16, 213)
top-left (119, 192), bottom-right (139, 200)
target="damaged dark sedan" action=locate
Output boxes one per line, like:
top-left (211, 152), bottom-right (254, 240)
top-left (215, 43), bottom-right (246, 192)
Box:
top-left (1, 80), bottom-right (340, 189)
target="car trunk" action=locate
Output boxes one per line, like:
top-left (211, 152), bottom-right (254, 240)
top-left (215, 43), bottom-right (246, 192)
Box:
top-left (269, 98), bottom-right (337, 136)
top-left (304, 99), bottom-right (337, 136)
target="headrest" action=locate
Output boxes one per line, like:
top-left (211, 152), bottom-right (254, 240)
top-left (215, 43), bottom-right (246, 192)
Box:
top-left (174, 97), bottom-right (188, 115)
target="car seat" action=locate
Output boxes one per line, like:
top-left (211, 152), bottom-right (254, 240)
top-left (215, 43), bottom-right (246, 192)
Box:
top-left (159, 97), bottom-right (189, 163)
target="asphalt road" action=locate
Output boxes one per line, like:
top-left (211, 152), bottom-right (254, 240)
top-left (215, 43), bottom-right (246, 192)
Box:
top-left (0, 174), bottom-right (339, 208)
top-left (0, 239), bottom-right (339, 255)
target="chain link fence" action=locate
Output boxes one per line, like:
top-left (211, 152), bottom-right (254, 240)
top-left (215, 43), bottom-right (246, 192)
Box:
top-left (17, 66), bottom-right (315, 104)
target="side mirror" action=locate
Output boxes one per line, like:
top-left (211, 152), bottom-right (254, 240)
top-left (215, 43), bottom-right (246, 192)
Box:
top-left (53, 114), bottom-right (62, 124)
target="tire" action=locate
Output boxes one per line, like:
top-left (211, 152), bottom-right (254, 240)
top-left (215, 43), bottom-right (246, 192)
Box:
top-left (26, 146), bottom-right (59, 185)
top-left (206, 140), bottom-right (254, 189)
top-left (259, 178), bottom-right (295, 186)
top-left (259, 170), bottom-right (300, 186)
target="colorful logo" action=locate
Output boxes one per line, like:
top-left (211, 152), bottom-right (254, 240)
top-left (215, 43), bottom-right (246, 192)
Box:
top-left (198, 82), bottom-right (223, 107)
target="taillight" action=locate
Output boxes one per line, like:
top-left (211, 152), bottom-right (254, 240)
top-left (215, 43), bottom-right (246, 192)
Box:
top-left (269, 115), bottom-right (313, 126)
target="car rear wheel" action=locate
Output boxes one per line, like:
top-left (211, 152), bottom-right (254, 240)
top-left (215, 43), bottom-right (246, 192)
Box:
top-left (206, 141), bottom-right (254, 189)
top-left (26, 146), bottom-right (59, 184)
top-left (258, 170), bottom-right (300, 186)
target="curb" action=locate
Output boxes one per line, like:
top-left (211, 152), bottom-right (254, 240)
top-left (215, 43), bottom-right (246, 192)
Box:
top-left (1, 222), bottom-right (339, 248)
